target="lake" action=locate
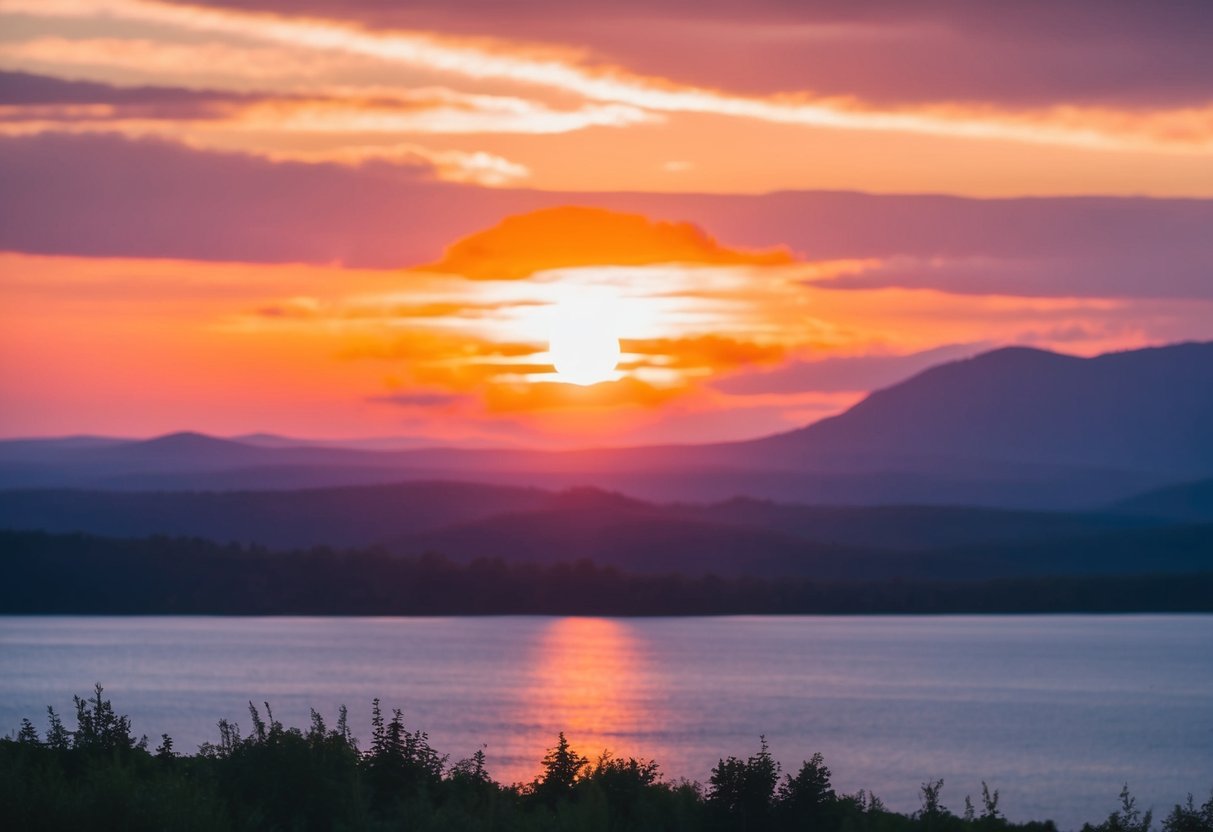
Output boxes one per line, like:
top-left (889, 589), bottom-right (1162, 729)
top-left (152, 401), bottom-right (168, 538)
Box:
top-left (1, 615), bottom-right (1209, 829)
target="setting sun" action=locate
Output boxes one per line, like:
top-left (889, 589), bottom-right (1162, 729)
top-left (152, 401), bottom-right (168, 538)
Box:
top-left (548, 295), bottom-right (622, 386)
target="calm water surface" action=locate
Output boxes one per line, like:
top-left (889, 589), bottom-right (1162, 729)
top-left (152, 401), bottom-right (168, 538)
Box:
top-left (1, 615), bottom-right (1210, 829)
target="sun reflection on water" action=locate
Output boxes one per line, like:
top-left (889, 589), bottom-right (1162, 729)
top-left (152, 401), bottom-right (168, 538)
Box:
top-left (498, 617), bottom-right (660, 784)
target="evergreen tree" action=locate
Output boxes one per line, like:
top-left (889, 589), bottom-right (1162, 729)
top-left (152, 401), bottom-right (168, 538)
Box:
top-left (532, 732), bottom-right (588, 806)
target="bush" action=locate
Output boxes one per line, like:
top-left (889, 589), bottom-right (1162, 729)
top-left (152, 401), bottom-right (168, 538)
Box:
top-left (0, 688), bottom-right (1204, 832)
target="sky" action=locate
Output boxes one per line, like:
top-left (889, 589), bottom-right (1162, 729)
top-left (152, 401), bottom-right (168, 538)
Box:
top-left (1, 0), bottom-right (1211, 446)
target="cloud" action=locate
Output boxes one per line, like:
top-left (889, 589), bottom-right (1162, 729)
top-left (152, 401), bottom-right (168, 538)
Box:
top-left (366, 391), bottom-right (468, 407)
top-left (0, 70), bottom-right (253, 116)
top-left (9, 0), bottom-right (1212, 154)
top-left (149, 0), bottom-right (1213, 110)
top-left (623, 335), bottom-right (785, 372)
top-left (7, 244), bottom-right (1212, 445)
top-left (481, 375), bottom-right (685, 414)
top-left (338, 332), bottom-right (540, 361)
top-left (0, 131), bottom-right (540, 266)
top-left (808, 254), bottom-right (1213, 300)
top-left (713, 343), bottom-right (990, 395)
top-left (419, 206), bottom-right (794, 279)
top-left (261, 144), bottom-right (530, 187)
top-left (3, 132), bottom-right (1213, 301)
top-left (0, 69), bottom-right (650, 137)
top-left (0, 35), bottom-right (361, 82)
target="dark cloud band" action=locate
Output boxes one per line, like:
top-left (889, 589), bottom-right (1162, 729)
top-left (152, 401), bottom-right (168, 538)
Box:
top-left (2, 131), bottom-right (1211, 299)
top-left (155, 0), bottom-right (1213, 108)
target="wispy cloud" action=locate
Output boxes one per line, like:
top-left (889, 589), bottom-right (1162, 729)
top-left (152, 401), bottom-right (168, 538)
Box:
top-left (0, 35), bottom-right (360, 83)
top-left (261, 143), bottom-right (531, 187)
top-left (6, 0), bottom-right (1212, 155)
top-left (0, 70), bottom-right (652, 136)
top-left (168, 1), bottom-right (1213, 110)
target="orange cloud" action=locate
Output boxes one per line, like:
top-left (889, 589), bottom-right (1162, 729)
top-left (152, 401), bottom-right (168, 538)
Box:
top-left (7, 250), bottom-right (1213, 444)
top-left (482, 375), bottom-right (684, 414)
top-left (622, 335), bottom-right (785, 371)
top-left (15, 0), bottom-right (1212, 155)
top-left (419, 206), bottom-right (795, 279)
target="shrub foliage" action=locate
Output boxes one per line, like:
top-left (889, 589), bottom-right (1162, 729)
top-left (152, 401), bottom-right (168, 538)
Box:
top-left (2, 687), bottom-right (1209, 832)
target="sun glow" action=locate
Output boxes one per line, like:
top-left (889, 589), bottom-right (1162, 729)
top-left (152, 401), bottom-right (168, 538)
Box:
top-left (548, 293), bottom-right (622, 386)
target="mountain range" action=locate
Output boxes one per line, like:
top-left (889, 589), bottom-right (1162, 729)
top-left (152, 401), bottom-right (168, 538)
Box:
top-left (2, 341), bottom-right (1211, 508)
top-left (2, 340), bottom-right (1212, 587)
top-left (1, 477), bottom-right (1210, 579)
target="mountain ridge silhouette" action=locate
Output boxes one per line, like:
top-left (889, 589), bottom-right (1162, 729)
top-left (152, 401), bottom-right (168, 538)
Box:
top-left (2, 341), bottom-right (1210, 507)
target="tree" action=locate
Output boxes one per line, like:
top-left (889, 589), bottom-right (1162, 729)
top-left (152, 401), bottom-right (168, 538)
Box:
top-left (1082, 785), bottom-right (1154, 832)
top-left (16, 719), bottom-right (39, 746)
top-left (44, 706), bottom-right (70, 751)
top-left (450, 747), bottom-right (491, 785)
top-left (363, 698), bottom-right (445, 809)
top-left (583, 751), bottom-right (663, 822)
top-left (1161, 790), bottom-right (1213, 832)
top-left (778, 751), bottom-right (838, 830)
top-left (708, 736), bottom-right (780, 830)
top-left (155, 733), bottom-right (176, 760)
top-left (72, 683), bottom-right (144, 754)
top-left (532, 732), bottom-right (588, 806)
top-left (919, 778), bottom-right (951, 832)
top-left (982, 782), bottom-right (1004, 823)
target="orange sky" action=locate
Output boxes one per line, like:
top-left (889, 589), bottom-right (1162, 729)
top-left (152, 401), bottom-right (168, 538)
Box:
top-left (3, 206), bottom-right (1210, 445)
top-left (1, 0), bottom-right (1211, 444)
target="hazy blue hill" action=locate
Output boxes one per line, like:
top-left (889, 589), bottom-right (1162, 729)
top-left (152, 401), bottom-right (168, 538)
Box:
top-left (17, 461), bottom-right (1160, 510)
top-left (6, 528), bottom-right (1211, 614)
top-left (677, 498), bottom-right (1157, 552)
top-left (390, 506), bottom-right (1213, 581)
top-left (0, 481), bottom-right (551, 549)
top-left (1, 342), bottom-right (1209, 507)
top-left (0, 481), bottom-right (1167, 561)
top-left (0, 432), bottom-right (418, 483)
top-left (746, 342), bottom-right (1213, 476)
top-left (117, 431), bottom-right (246, 456)
top-left (0, 435), bottom-right (126, 455)
top-left (393, 501), bottom-right (870, 578)
top-left (936, 523), bottom-right (1213, 579)
top-left (72, 431), bottom-right (378, 471)
top-left (66, 463), bottom-right (455, 492)
top-left (1113, 478), bottom-right (1213, 522)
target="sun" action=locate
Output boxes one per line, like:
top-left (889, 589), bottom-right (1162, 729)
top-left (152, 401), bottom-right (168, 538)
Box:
top-left (548, 295), bottom-right (621, 386)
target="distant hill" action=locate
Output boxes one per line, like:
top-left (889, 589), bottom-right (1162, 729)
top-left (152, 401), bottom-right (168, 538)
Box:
top-left (390, 497), bottom-right (867, 578)
top-left (743, 342), bottom-right (1213, 476)
top-left (0, 481), bottom-right (551, 550)
top-left (386, 491), bottom-right (1208, 580)
top-left (673, 498), bottom-right (1154, 552)
top-left (1113, 478), bottom-right (1213, 523)
top-left (0, 481), bottom-right (1194, 580)
top-left (0, 481), bottom-right (1153, 552)
top-left (5, 530), bottom-right (1212, 615)
top-left (1, 342), bottom-right (1210, 508)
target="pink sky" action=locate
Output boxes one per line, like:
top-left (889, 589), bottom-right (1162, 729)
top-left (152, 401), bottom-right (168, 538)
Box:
top-left (1, 0), bottom-right (1211, 446)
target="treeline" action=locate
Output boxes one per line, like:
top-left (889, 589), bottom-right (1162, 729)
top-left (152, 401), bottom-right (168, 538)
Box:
top-left (2, 531), bottom-right (1212, 615)
top-left (5, 685), bottom-right (1211, 832)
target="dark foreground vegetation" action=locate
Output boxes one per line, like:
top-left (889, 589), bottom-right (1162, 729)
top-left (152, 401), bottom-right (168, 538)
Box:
top-left (2, 531), bottom-right (1211, 615)
top-left (4, 686), bottom-right (1211, 832)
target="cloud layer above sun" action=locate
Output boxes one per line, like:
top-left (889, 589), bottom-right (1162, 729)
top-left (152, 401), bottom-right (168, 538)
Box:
top-left (3, 0), bottom-right (1213, 196)
top-left (422, 207), bottom-right (794, 280)
top-left (4, 201), bottom-right (1211, 445)
top-left (0, 0), bottom-right (1210, 445)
